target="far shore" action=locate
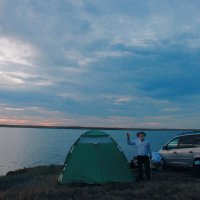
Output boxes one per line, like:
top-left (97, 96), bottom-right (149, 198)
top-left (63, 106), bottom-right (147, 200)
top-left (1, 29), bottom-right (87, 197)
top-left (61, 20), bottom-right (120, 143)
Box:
top-left (0, 124), bottom-right (200, 132)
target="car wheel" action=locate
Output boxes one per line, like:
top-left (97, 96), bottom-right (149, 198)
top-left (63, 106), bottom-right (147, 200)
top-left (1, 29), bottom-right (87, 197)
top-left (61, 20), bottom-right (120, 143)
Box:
top-left (192, 159), bottom-right (200, 178)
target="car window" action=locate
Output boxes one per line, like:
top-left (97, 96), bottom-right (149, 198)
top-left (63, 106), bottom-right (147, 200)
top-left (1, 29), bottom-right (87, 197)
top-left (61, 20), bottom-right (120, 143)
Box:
top-left (194, 135), bottom-right (200, 148)
top-left (178, 136), bottom-right (194, 149)
top-left (167, 138), bottom-right (179, 150)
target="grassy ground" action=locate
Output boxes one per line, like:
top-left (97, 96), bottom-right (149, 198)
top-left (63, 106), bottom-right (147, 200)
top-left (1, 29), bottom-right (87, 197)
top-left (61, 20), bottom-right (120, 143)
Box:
top-left (0, 165), bottom-right (200, 200)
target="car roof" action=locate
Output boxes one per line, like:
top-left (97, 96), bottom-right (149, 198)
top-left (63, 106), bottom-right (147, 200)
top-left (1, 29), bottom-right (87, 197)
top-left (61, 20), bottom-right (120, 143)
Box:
top-left (177, 132), bottom-right (200, 137)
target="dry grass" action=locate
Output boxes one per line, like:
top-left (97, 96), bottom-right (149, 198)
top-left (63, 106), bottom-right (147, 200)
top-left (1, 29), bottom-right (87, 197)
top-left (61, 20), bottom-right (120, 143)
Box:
top-left (0, 165), bottom-right (200, 200)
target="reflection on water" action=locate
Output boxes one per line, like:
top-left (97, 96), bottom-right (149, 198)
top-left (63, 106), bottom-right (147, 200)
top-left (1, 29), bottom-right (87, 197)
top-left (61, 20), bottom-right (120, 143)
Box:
top-left (0, 128), bottom-right (82, 175)
top-left (0, 128), bottom-right (182, 175)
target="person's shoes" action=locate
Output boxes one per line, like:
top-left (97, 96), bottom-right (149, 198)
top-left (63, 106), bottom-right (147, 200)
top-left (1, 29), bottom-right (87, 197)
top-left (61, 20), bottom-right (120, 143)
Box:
top-left (136, 177), bottom-right (145, 182)
top-left (139, 178), bottom-right (145, 181)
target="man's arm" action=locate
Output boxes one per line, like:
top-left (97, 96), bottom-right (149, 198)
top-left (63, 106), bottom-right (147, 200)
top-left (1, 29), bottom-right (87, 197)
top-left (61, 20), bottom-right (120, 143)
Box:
top-left (126, 133), bottom-right (136, 145)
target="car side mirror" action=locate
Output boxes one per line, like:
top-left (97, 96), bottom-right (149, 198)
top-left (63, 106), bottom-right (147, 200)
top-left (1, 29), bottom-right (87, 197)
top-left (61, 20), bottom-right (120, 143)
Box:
top-left (163, 145), bottom-right (168, 150)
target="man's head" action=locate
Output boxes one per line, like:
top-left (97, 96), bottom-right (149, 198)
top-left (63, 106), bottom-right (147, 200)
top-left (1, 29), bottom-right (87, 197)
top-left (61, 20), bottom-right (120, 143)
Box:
top-left (136, 132), bottom-right (146, 140)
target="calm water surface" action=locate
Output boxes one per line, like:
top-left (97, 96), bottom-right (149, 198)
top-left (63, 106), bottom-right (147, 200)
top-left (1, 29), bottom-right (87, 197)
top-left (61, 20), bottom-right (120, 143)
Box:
top-left (0, 128), bottom-right (185, 175)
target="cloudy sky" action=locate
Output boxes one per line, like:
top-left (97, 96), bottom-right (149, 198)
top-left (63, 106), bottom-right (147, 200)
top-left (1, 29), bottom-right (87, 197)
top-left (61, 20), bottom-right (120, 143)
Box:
top-left (0, 0), bottom-right (200, 128)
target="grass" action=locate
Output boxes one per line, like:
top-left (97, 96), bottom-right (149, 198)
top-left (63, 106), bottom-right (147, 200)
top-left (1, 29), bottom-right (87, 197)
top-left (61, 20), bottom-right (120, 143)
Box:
top-left (0, 165), bottom-right (200, 200)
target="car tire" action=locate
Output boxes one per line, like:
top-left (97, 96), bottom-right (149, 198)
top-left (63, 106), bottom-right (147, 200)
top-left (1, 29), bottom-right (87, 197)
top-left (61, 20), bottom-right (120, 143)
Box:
top-left (192, 159), bottom-right (200, 178)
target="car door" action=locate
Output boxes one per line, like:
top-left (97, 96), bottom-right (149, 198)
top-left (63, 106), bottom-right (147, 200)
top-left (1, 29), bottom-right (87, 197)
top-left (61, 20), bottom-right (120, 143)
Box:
top-left (176, 135), bottom-right (194, 167)
top-left (161, 137), bottom-right (180, 166)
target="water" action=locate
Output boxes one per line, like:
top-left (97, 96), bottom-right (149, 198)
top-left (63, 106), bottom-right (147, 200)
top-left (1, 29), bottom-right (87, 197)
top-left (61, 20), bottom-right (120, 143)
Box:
top-left (0, 128), bottom-right (185, 175)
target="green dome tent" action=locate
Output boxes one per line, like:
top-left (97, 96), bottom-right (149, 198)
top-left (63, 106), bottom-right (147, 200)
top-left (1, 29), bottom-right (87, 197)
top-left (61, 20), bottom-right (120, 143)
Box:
top-left (58, 130), bottom-right (135, 184)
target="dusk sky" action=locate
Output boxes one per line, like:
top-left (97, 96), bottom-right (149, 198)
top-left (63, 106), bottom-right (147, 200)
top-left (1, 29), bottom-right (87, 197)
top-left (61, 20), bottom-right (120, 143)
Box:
top-left (0, 0), bottom-right (200, 128)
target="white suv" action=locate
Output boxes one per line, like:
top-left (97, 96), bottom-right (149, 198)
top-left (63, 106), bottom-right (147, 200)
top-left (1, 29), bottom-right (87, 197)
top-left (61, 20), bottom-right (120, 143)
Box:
top-left (159, 133), bottom-right (200, 170)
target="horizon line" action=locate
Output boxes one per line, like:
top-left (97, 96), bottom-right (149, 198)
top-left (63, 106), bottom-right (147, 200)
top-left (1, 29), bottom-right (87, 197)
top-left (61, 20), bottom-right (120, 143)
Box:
top-left (0, 124), bottom-right (200, 132)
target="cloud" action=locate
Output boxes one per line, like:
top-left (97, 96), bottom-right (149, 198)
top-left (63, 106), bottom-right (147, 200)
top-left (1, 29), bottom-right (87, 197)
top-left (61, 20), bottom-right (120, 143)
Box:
top-left (0, 0), bottom-right (200, 128)
top-left (0, 37), bottom-right (36, 65)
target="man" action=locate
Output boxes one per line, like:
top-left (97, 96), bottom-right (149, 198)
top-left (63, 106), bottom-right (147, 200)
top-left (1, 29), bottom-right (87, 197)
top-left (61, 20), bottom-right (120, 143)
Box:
top-left (127, 132), bottom-right (152, 181)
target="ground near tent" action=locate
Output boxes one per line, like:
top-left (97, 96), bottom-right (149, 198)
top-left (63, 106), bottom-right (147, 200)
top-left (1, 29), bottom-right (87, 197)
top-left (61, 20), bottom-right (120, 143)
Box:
top-left (0, 165), bottom-right (200, 200)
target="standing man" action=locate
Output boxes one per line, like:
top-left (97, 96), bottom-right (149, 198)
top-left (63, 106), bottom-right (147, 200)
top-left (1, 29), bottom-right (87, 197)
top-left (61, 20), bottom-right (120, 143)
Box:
top-left (127, 132), bottom-right (152, 181)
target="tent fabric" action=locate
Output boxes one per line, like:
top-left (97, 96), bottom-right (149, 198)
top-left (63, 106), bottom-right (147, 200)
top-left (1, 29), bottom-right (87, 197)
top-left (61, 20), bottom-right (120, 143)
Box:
top-left (58, 130), bottom-right (135, 184)
top-left (79, 136), bottom-right (112, 143)
top-left (83, 130), bottom-right (109, 137)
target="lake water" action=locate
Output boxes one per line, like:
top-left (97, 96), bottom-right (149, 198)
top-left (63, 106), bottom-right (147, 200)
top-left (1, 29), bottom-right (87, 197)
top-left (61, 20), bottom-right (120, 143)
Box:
top-left (0, 128), bottom-right (186, 175)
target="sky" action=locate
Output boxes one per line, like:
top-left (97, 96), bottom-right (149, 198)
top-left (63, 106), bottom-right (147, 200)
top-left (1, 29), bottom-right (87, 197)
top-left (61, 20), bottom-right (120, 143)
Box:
top-left (0, 0), bottom-right (200, 128)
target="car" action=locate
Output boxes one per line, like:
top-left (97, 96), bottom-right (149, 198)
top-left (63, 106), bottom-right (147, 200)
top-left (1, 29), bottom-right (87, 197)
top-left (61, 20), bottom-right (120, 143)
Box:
top-left (159, 133), bottom-right (200, 172)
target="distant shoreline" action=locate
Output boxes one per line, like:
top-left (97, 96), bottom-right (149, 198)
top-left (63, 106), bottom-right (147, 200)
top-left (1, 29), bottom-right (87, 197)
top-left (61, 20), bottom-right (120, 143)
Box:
top-left (0, 124), bottom-right (199, 131)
